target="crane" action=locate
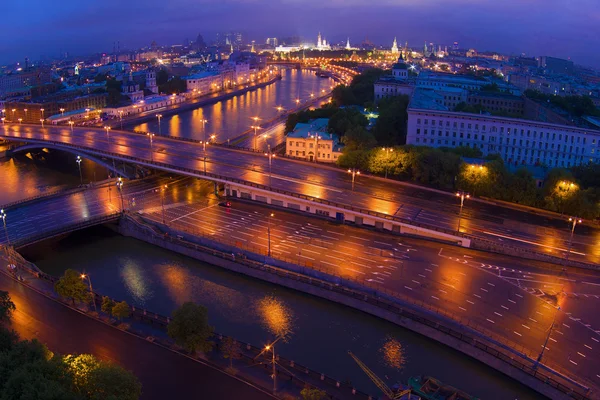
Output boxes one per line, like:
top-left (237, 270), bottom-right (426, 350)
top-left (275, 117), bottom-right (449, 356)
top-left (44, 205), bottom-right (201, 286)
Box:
top-left (348, 351), bottom-right (412, 400)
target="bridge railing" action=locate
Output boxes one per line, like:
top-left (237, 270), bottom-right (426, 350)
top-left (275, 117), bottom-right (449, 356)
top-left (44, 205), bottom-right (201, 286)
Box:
top-left (0, 136), bottom-right (468, 242)
top-left (0, 182), bottom-right (111, 211)
top-left (11, 212), bottom-right (121, 248)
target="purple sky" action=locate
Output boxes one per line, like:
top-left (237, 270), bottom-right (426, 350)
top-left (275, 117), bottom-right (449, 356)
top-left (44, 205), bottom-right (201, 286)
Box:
top-left (1, 0), bottom-right (598, 68)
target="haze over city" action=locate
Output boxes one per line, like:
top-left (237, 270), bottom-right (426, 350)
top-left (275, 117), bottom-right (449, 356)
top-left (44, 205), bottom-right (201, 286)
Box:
top-left (2, 0), bottom-right (599, 66)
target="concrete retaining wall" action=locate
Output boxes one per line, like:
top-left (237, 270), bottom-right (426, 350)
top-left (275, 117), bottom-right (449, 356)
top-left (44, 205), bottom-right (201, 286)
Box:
top-left (118, 217), bottom-right (583, 400)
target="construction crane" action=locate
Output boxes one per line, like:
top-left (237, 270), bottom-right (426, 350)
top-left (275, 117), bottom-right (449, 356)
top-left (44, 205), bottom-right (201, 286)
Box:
top-left (348, 351), bottom-right (412, 400)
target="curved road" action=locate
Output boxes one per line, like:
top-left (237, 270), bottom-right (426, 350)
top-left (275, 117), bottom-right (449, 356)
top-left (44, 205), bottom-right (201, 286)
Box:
top-left (1, 123), bottom-right (599, 266)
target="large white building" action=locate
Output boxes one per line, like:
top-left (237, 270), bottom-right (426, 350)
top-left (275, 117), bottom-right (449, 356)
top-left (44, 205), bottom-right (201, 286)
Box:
top-left (185, 71), bottom-right (223, 94)
top-left (407, 93), bottom-right (600, 167)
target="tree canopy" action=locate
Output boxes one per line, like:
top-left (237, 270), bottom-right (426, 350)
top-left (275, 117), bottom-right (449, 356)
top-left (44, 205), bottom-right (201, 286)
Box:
top-left (0, 292), bottom-right (15, 324)
top-left (54, 269), bottom-right (89, 305)
top-left (167, 302), bottom-right (213, 353)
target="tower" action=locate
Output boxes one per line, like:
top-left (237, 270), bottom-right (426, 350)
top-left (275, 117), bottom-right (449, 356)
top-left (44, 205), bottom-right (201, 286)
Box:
top-left (346, 37), bottom-right (351, 50)
top-left (251, 40), bottom-right (256, 53)
top-left (424, 41), bottom-right (428, 56)
top-left (146, 69), bottom-right (158, 94)
top-left (317, 32), bottom-right (322, 49)
top-left (391, 37), bottom-right (399, 54)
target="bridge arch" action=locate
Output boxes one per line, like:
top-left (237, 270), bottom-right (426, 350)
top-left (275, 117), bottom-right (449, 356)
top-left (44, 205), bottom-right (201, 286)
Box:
top-left (10, 143), bottom-right (133, 179)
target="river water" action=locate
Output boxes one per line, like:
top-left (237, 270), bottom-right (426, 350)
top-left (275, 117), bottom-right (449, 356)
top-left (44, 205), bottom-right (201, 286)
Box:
top-left (1, 75), bottom-right (541, 399)
top-left (131, 68), bottom-right (334, 143)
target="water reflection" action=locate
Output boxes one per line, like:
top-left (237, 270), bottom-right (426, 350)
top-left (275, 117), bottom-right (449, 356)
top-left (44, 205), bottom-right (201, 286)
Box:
top-left (119, 257), bottom-right (154, 304)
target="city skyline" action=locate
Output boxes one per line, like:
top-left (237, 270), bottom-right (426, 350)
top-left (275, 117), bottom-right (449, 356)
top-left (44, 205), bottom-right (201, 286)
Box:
top-left (1, 0), bottom-right (599, 67)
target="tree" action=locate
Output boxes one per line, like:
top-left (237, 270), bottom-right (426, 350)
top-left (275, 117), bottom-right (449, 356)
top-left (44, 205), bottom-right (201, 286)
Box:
top-left (54, 269), bottom-right (89, 305)
top-left (301, 386), bottom-right (326, 400)
top-left (64, 353), bottom-right (141, 400)
top-left (0, 292), bottom-right (15, 324)
top-left (221, 337), bottom-right (242, 369)
top-left (101, 296), bottom-right (115, 315)
top-left (505, 168), bottom-right (539, 205)
top-left (372, 96), bottom-right (410, 145)
top-left (168, 302), bottom-right (214, 353)
top-left (111, 301), bottom-right (131, 321)
top-left (341, 126), bottom-right (376, 151)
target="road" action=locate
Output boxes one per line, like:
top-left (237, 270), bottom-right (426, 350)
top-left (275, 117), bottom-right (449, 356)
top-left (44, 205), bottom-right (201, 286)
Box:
top-left (0, 272), bottom-right (274, 400)
top-left (1, 123), bottom-right (598, 265)
top-left (131, 191), bottom-right (600, 393)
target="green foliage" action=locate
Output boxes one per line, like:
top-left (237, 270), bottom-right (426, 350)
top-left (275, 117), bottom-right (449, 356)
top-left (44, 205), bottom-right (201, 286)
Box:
top-left (168, 302), bottom-right (214, 353)
top-left (525, 90), bottom-right (600, 117)
top-left (94, 74), bottom-right (107, 83)
top-left (0, 292), bottom-right (15, 324)
top-left (284, 106), bottom-right (338, 133)
top-left (159, 76), bottom-right (186, 95)
top-left (341, 126), bottom-right (376, 151)
top-left (372, 96), bottom-right (410, 145)
top-left (444, 145), bottom-right (483, 158)
top-left (301, 386), bottom-right (326, 400)
top-left (328, 108), bottom-right (368, 135)
top-left (101, 297), bottom-right (115, 315)
top-left (220, 337), bottom-right (242, 368)
top-left (571, 163), bottom-right (600, 189)
top-left (111, 301), bottom-right (130, 321)
top-left (156, 69), bottom-right (169, 86)
top-left (54, 269), bottom-right (89, 305)
top-left (481, 83), bottom-right (500, 92)
top-left (332, 68), bottom-right (388, 106)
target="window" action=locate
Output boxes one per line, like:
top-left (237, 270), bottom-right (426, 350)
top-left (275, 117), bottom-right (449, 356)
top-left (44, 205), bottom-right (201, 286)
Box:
top-left (417, 129), bottom-right (421, 134)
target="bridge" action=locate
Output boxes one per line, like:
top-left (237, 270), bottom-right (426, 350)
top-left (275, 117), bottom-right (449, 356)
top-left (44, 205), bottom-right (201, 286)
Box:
top-left (1, 123), bottom-right (599, 267)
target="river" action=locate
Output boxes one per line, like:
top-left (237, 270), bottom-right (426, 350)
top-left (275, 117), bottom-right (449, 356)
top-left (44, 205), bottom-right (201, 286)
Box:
top-left (130, 68), bottom-right (334, 144)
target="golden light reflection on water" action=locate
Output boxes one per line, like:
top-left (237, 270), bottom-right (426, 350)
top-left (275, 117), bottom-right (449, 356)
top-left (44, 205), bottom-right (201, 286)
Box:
top-left (255, 295), bottom-right (294, 340)
top-left (119, 258), bottom-right (154, 304)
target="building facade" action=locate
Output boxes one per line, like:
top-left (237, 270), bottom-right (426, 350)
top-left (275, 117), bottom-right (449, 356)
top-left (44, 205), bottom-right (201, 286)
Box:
top-left (407, 108), bottom-right (600, 167)
top-left (285, 118), bottom-right (343, 163)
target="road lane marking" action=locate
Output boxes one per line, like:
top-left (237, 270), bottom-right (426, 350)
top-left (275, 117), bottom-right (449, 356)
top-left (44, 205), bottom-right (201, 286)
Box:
top-left (522, 324), bottom-right (531, 330)
top-left (513, 331), bottom-right (522, 337)
top-left (404, 286), bottom-right (413, 291)
top-left (439, 289), bottom-right (447, 294)
top-left (569, 360), bottom-right (578, 365)
top-left (431, 296), bottom-right (439, 300)
top-left (584, 344), bottom-right (593, 350)
top-left (374, 240), bottom-right (391, 246)
top-left (529, 318), bottom-right (537, 323)
top-left (425, 268), bottom-right (432, 272)
top-left (466, 300), bottom-right (475, 305)
top-left (459, 307), bottom-right (467, 311)
top-left (592, 337), bottom-right (599, 343)
top-left (473, 294), bottom-right (481, 298)
top-left (515, 293), bottom-right (523, 298)
top-left (555, 330), bottom-right (563, 335)
top-left (412, 280), bottom-right (420, 284)
top-left (549, 338), bottom-right (557, 343)
top-left (577, 352), bottom-right (586, 358)
top-left (299, 255), bottom-right (315, 260)
top-left (486, 319), bottom-right (495, 324)
top-left (350, 236), bottom-right (369, 241)
top-left (494, 312), bottom-right (503, 317)
top-left (501, 305), bottom-right (509, 310)
top-left (487, 282), bottom-right (495, 287)
top-left (481, 231), bottom-right (586, 256)
top-left (583, 282), bottom-right (600, 286)
top-left (508, 299), bottom-right (517, 304)
top-left (418, 274), bottom-right (426, 278)
top-left (480, 288), bottom-right (488, 292)
top-left (536, 311), bottom-right (543, 315)
top-left (563, 323), bottom-right (571, 328)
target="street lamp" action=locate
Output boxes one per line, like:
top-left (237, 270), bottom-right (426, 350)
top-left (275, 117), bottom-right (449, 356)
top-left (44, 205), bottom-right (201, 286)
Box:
top-left (40, 119), bottom-right (44, 127)
top-left (17, 118), bottom-right (22, 124)
top-left (251, 124), bottom-right (261, 151)
top-left (11, 109), bottom-right (15, 121)
top-left (264, 142), bottom-right (275, 187)
top-left (267, 212), bottom-right (274, 257)
top-left (383, 147), bottom-right (394, 179)
top-left (76, 156), bottom-right (83, 185)
top-left (156, 114), bottom-right (162, 135)
top-left (80, 273), bottom-right (98, 313)
top-left (160, 184), bottom-right (168, 224)
top-left (566, 217), bottom-right (582, 261)
top-left (116, 177), bottom-right (124, 212)
top-left (69, 120), bottom-right (74, 132)
top-left (23, 108), bottom-right (28, 121)
top-left (0, 209), bottom-right (9, 246)
top-left (347, 168), bottom-right (360, 191)
top-left (147, 133), bottom-right (155, 161)
top-left (1, 118), bottom-right (5, 125)
top-left (40, 108), bottom-right (44, 119)
top-left (60, 108), bottom-right (65, 116)
top-left (200, 118), bottom-right (208, 143)
top-left (456, 191), bottom-right (470, 233)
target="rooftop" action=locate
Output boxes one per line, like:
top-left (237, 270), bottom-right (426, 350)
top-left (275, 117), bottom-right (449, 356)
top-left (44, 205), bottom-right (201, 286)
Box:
top-left (409, 88), bottom-right (449, 111)
top-left (185, 71), bottom-right (219, 80)
top-left (287, 118), bottom-right (330, 138)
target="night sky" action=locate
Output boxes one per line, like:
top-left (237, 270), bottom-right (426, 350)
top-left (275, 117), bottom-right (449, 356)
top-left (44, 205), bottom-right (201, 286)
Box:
top-left (1, 0), bottom-right (598, 67)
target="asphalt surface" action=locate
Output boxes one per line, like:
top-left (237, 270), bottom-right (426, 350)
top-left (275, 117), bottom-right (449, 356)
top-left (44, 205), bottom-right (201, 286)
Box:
top-left (132, 192), bottom-right (600, 392)
top-left (0, 272), bottom-right (274, 400)
top-left (1, 123), bottom-right (598, 265)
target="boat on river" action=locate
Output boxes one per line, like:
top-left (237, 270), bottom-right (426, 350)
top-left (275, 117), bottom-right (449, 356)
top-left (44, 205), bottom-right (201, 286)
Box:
top-left (408, 376), bottom-right (479, 400)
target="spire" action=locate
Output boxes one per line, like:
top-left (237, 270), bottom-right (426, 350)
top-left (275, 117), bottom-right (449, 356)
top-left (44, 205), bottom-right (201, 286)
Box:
top-left (251, 40), bottom-right (256, 53)
top-left (391, 37), bottom-right (399, 54)
top-left (346, 37), bottom-right (351, 50)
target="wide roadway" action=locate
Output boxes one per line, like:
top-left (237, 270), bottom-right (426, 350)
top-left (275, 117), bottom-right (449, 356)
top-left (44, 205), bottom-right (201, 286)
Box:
top-left (2, 124), bottom-right (599, 264)
top-left (133, 191), bottom-right (600, 393)
top-left (0, 272), bottom-right (274, 400)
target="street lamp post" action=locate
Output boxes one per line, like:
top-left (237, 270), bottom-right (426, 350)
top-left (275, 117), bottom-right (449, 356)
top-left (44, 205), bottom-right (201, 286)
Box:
top-left (1, 209), bottom-right (9, 246)
top-left (40, 119), bottom-right (44, 127)
top-left (202, 141), bottom-right (207, 173)
top-left (347, 168), bottom-right (360, 191)
top-left (160, 184), bottom-right (168, 224)
top-left (535, 306), bottom-right (560, 368)
top-left (566, 217), bottom-right (582, 261)
top-left (119, 110), bottom-right (124, 130)
top-left (116, 178), bottom-right (124, 212)
top-left (60, 108), bottom-right (65, 117)
top-left (40, 108), bottom-right (44, 120)
top-left (200, 119), bottom-right (208, 144)
top-left (265, 143), bottom-right (275, 188)
top-left (456, 191), bottom-right (470, 233)
top-left (383, 147), bottom-right (394, 179)
top-left (76, 156), bottom-right (83, 185)
top-left (69, 120), bottom-right (74, 132)
top-left (156, 114), bottom-right (162, 135)
top-left (80, 273), bottom-right (98, 313)
top-left (267, 212), bottom-right (274, 257)
top-left (147, 133), bottom-right (155, 161)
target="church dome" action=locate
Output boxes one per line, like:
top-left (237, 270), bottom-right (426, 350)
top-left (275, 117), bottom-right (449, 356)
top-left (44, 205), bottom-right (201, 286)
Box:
top-left (392, 55), bottom-right (408, 70)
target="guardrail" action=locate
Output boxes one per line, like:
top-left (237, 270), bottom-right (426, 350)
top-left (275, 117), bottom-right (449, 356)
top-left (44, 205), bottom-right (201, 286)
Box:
top-left (0, 136), bottom-right (468, 242)
top-left (11, 213), bottom-right (121, 248)
top-left (0, 182), bottom-right (111, 211)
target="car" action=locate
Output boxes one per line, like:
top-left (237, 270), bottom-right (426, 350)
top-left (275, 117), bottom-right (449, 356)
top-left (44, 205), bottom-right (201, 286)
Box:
top-left (218, 201), bottom-right (232, 208)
